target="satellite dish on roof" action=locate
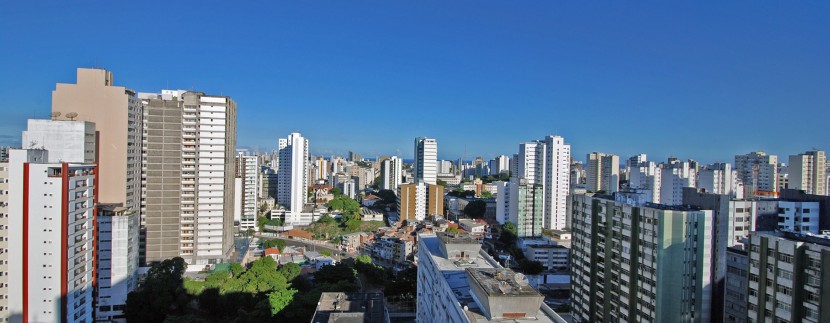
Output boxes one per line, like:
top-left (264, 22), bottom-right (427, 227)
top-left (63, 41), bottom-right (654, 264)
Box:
top-left (498, 281), bottom-right (511, 294)
top-left (50, 112), bottom-right (61, 120)
top-left (515, 273), bottom-right (529, 287)
top-left (66, 112), bottom-right (78, 121)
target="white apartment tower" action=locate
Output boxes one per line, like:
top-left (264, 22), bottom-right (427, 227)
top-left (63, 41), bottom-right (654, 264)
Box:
top-left (508, 178), bottom-right (544, 238)
top-left (277, 132), bottom-right (309, 224)
top-left (660, 159), bottom-right (697, 205)
top-left (698, 162), bottom-right (743, 198)
top-left (314, 157), bottom-right (329, 181)
top-left (627, 155), bottom-right (662, 203)
top-left (0, 157), bottom-right (8, 321)
top-left (138, 90), bottom-right (238, 267)
top-left (788, 150), bottom-right (827, 195)
top-left (489, 155), bottom-right (510, 175)
top-left (95, 204), bottom-right (140, 322)
top-left (585, 152), bottom-right (619, 194)
top-left (413, 137), bottom-right (437, 185)
top-left (735, 151), bottom-right (778, 196)
top-left (235, 152), bottom-right (259, 231)
top-left (543, 136), bottom-right (570, 230)
top-left (7, 149), bottom-right (96, 323)
top-left (381, 156), bottom-right (403, 191)
top-left (517, 141), bottom-right (545, 185)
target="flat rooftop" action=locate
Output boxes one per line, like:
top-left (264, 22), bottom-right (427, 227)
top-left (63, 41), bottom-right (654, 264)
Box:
top-left (311, 292), bottom-right (386, 323)
top-left (755, 231), bottom-right (830, 248)
top-left (467, 268), bottom-right (542, 297)
top-left (420, 234), bottom-right (565, 323)
top-left (436, 231), bottom-right (479, 244)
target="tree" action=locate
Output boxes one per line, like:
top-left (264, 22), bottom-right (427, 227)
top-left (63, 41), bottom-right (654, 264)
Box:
top-left (518, 259), bottom-right (545, 275)
top-left (268, 288), bottom-right (298, 315)
top-left (500, 221), bottom-right (518, 246)
top-left (447, 227), bottom-right (459, 233)
top-left (463, 200), bottom-right (487, 219)
top-left (480, 191), bottom-right (493, 199)
top-left (318, 214), bottom-right (336, 224)
top-left (327, 196), bottom-right (360, 215)
top-left (375, 189), bottom-right (397, 204)
top-left (437, 179), bottom-right (448, 187)
top-left (262, 238), bottom-right (287, 251)
top-left (230, 263), bottom-right (245, 277)
top-left (319, 250), bottom-right (332, 257)
top-left (331, 187), bottom-right (342, 197)
top-left (125, 257), bottom-right (190, 322)
top-left (277, 263), bottom-right (301, 282)
top-left (372, 175), bottom-right (382, 189)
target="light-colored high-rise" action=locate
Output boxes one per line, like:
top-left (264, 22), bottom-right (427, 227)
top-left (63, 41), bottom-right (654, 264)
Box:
top-left (138, 90), bottom-right (238, 267)
top-left (381, 156), bottom-right (403, 191)
top-left (570, 194), bottom-right (714, 323)
top-left (7, 149), bottom-right (96, 323)
top-left (627, 155), bottom-right (662, 203)
top-left (277, 132), bottom-right (310, 224)
top-left (517, 141), bottom-right (545, 185)
top-left (413, 137), bottom-right (437, 185)
top-left (660, 158), bottom-right (697, 205)
top-left (508, 178), bottom-right (544, 237)
top-left (51, 68), bottom-right (143, 219)
top-left (746, 231), bottom-right (830, 322)
top-left (95, 204), bottom-right (140, 322)
top-left (489, 155), bottom-right (510, 175)
top-left (21, 119), bottom-right (96, 163)
top-left (235, 152), bottom-right (259, 231)
top-left (735, 151), bottom-right (778, 196)
top-left (585, 152), bottom-right (619, 194)
top-left (0, 157), bottom-right (8, 321)
top-left (314, 156), bottom-right (329, 181)
top-left (698, 162), bottom-right (743, 198)
top-left (543, 136), bottom-right (570, 230)
top-left (397, 182), bottom-right (444, 221)
top-left (788, 150), bottom-right (827, 195)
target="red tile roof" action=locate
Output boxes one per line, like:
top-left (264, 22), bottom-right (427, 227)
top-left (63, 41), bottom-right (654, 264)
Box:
top-left (264, 247), bottom-right (281, 255)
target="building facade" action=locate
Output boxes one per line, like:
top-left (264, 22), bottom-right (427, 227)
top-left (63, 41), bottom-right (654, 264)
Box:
top-left (138, 90), bottom-right (238, 267)
top-left (735, 151), bottom-right (778, 197)
top-left (235, 152), bottom-right (259, 231)
top-left (585, 152), bottom-right (619, 194)
top-left (788, 150), bottom-right (827, 196)
top-left (413, 137), bottom-right (437, 185)
top-left (570, 194), bottom-right (714, 322)
top-left (95, 204), bottom-right (140, 322)
top-left (21, 119), bottom-right (96, 164)
top-left (277, 132), bottom-right (310, 224)
top-left (7, 150), bottom-right (96, 323)
top-left (397, 182), bottom-right (444, 221)
top-left (381, 156), bottom-right (402, 191)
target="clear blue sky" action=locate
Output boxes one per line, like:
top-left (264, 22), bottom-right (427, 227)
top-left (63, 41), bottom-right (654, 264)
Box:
top-left (1, 2), bottom-right (828, 164)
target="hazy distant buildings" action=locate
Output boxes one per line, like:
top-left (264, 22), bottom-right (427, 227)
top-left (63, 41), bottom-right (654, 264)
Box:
top-left (735, 151), bottom-right (778, 197)
top-left (788, 150), bottom-right (827, 196)
top-left (381, 156), bottom-right (403, 191)
top-left (413, 137), bottom-right (437, 185)
top-left (585, 152), bottom-right (619, 194)
top-left (138, 90), bottom-right (238, 267)
top-left (277, 132), bottom-right (310, 224)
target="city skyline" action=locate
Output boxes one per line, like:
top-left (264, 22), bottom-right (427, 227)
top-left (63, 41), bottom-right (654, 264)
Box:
top-left (2, 2), bottom-right (829, 163)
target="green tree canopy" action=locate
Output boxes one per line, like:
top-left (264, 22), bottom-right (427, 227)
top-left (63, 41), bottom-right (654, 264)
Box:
top-left (262, 238), bottom-right (287, 251)
top-left (518, 259), bottom-right (545, 275)
top-left (480, 191), bottom-right (493, 199)
top-left (501, 221), bottom-right (518, 246)
top-left (125, 257), bottom-right (190, 322)
top-left (464, 200), bottom-right (487, 219)
top-left (327, 196), bottom-right (361, 215)
top-left (375, 189), bottom-right (397, 204)
top-left (277, 263), bottom-right (302, 282)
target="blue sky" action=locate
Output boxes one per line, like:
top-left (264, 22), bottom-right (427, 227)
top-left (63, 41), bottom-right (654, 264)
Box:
top-left (1, 2), bottom-right (828, 163)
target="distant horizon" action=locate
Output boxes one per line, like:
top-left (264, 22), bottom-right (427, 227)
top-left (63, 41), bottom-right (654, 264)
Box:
top-left (2, 2), bottom-right (828, 165)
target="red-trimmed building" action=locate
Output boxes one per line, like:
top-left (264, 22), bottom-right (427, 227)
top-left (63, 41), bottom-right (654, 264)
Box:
top-left (7, 149), bottom-right (97, 323)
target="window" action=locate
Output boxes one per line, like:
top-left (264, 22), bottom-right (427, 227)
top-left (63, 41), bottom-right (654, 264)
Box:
top-left (777, 253), bottom-right (793, 263)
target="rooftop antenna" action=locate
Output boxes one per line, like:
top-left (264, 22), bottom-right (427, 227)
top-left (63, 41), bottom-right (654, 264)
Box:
top-left (50, 112), bottom-right (61, 120)
top-left (65, 112), bottom-right (78, 121)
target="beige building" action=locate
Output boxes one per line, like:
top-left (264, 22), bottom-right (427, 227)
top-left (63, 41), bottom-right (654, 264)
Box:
top-left (138, 90), bottom-right (237, 268)
top-left (398, 182), bottom-right (444, 221)
top-left (788, 150), bottom-right (826, 196)
top-left (51, 68), bottom-right (143, 215)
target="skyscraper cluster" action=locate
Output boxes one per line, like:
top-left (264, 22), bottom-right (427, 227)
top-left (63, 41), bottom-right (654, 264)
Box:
top-left (0, 68), bottom-right (238, 322)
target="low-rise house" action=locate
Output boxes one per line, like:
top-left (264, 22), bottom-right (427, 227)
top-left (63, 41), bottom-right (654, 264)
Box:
top-left (341, 232), bottom-right (371, 253)
top-left (361, 207), bottom-right (384, 221)
top-left (264, 247), bottom-right (281, 260)
top-left (458, 219), bottom-right (486, 235)
top-left (362, 194), bottom-right (382, 207)
top-left (523, 244), bottom-right (569, 271)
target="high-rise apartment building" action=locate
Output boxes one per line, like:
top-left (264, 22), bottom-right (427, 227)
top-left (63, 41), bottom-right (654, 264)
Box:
top-left (314, 157), bottom-right (328, 181)
top-left (508, 178), bottom-right (544, 237)
top-left (626, 154), bottom-right (661, 203)
top-left (698, 162), bottom-right (743, 198)
top-left (277, 132), bottom-right (309, 224)
top-left (570, 194), bottom-right (714, 322)
top-left (235, 152), bottom-right (259, 231)
top-left (21, 119), bottom-right (96, 163)
top-left (585, 152), bottom-right (619, 194)
top-left (724, 246), bottom-right (749, 323)
top-left (517, 141), bottom-right (545, 185)
top-left (397, 182), bottom-right (444, 221)
top-left (0, 157), bottom-right (8, 321)
top-left (543, 136), bottom-right (570, 230)
top-left (735, 151), bottom-right (778, 197)
top-left (416, 232), bottom-right (566, 322)
top-left (7, 149), bottom-right (96, 323)
top-left (746, 231), bottom-right (830, 323)
top-left (413, 137), bottom-right (437, 185)
top-left (788, 150), bottom-right (827, 196)
top-left (95, 204), bottom-right (140, 322)
top-left (51, 67), bottom-right (143, 222)
top-left (489, 155), bottom-right (510, 175)
top-left (138, 90), bottom-right (237, 267)
top-left (660, 159), bottom-right (697, 205)
top-left (381, 156), bottom-right (402, 191)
